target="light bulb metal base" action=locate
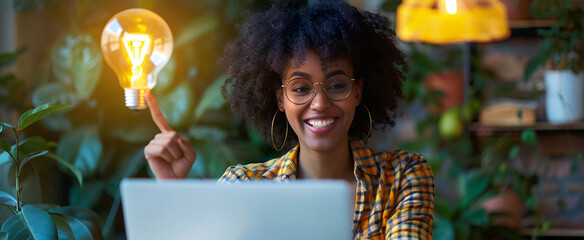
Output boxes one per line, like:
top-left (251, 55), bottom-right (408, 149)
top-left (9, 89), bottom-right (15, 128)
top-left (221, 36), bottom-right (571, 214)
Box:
top-left (125, 89), bottom-right (149, 111)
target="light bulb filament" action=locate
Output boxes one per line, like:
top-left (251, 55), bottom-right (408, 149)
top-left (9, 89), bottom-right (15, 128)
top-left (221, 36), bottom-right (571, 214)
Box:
top-left (122, 33), bottom-right (151, 67)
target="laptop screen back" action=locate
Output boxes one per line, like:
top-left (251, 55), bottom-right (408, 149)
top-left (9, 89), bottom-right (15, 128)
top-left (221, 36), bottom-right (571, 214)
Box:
top-left (120, 179), bottom-right (353, 240)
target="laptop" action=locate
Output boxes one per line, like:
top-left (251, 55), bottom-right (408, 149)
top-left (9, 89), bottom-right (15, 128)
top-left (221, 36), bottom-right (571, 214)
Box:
top-left (120, 179), bottom-right (353, 240)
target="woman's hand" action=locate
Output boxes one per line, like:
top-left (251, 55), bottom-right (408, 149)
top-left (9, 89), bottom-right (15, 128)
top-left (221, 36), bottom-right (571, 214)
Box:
top-left (144, 93), bottom-right (197, 179)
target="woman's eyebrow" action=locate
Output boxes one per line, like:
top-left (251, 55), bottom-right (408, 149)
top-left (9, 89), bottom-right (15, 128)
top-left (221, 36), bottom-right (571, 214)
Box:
top-left (325, 70), bottom-right (348, 78)
top-left (289, 71), bottom-right (311, 79)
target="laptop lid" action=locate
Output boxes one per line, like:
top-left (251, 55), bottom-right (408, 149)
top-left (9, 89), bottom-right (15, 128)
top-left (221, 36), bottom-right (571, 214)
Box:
top-left (120, 179), bottom-right (353, 240)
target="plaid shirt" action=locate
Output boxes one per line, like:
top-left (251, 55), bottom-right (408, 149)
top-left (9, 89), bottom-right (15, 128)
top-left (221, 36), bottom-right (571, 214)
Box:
top-left (219, 140), bottom-right (434, 240)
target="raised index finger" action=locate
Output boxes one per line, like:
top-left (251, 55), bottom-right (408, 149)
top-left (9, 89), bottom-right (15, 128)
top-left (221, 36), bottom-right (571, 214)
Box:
top-left (146, 92), bottom-right (173, 132)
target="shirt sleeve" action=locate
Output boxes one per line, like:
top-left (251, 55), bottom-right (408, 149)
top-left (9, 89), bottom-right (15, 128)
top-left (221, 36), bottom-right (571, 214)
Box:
top-left (385, 153), bottom-right (435, 240)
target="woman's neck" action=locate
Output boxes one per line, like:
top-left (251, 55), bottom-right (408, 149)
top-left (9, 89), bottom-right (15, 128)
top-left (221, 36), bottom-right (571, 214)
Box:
top-left (296, 140), bottom-right (355, 181)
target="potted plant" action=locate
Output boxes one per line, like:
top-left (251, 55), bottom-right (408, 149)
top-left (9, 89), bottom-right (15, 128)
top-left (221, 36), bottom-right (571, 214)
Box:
top-left (524, 2), bottom-right (584, 123)
top-left (404, 43), bottom-right (465, 116)
top-left (0, 103), bottom-right (102, 240)
top-left (479, 129), bottom-right (540, 231)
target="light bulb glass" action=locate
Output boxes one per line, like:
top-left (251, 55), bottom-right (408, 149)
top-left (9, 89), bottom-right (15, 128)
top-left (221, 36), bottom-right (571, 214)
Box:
top-left (101, 8), bottom-right (173, 111)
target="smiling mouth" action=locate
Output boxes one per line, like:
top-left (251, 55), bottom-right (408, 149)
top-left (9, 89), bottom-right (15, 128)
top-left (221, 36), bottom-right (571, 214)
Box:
top-left (306, 119), bottom-right (335, 128)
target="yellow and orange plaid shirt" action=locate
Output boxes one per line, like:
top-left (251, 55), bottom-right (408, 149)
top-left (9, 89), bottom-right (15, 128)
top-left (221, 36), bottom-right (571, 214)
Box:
top-left (219, 140), bottom-right (435, 240)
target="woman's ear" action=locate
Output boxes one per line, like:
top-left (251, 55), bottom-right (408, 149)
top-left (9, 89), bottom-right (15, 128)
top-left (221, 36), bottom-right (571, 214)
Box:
top-left (274, 83), bottom-right (285, 111)
top-left (355, 78), bottom-right (364, 106)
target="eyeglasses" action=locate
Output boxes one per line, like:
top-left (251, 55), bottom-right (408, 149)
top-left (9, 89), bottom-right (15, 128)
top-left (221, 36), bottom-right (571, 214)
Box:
top-left (281, 75), bottom-right (355, 105)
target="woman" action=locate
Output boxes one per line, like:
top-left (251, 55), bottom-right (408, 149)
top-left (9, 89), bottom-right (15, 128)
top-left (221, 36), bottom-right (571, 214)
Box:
top-left (144, 0), bottom-right (434, 239)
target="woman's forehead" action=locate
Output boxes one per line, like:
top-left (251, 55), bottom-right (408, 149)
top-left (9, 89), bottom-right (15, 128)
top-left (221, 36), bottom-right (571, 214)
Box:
top-left (283, 50), bottom-right (352, 76)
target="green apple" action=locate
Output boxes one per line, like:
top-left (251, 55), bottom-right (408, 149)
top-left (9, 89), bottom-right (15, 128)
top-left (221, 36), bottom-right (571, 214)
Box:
top-left (439, 107), bottom-right (463, 140)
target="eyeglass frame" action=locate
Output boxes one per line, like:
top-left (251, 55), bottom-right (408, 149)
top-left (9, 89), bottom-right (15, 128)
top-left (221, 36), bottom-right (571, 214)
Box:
top-left (280, 77), bottom-right (356, 105)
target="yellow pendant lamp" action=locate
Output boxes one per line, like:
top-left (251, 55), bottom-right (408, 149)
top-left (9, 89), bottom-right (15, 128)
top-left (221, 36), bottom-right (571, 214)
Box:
top-left (396, 0), bottom-right (510, 44)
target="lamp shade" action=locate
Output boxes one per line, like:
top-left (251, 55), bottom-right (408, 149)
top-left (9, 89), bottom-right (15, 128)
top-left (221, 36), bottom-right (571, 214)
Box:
top-left (396, 0), bottom-right (510, 44)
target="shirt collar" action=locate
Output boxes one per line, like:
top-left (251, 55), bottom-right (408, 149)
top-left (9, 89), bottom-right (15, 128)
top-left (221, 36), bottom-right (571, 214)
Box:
top-left (265, 140), bottom-right (379, 180)
top-left (262, 145), bottom-right (299, 181)
top-left (350, 140), bottom-right (379, 176)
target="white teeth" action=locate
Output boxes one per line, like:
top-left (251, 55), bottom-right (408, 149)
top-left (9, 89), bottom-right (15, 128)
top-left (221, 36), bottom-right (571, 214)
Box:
top-left (307, 119), bottom-right (335, 128)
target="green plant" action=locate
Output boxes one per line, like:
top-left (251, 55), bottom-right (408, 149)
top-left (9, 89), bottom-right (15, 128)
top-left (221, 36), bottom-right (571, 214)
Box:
top-left (524, 0), bottom-right (584, 80)
top-left (433, 168), bottom-right (525, 240)
top-left (0, 103), bottom-right (102, 240)
top-left (481, 130), bottom-right (539, 204)
top-left (7, 0), bottom-right (275, 237)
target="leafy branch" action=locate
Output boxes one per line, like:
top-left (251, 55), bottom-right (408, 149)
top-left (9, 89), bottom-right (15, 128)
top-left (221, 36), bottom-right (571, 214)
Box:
top-left (0, 103), bottom-right (101, 240)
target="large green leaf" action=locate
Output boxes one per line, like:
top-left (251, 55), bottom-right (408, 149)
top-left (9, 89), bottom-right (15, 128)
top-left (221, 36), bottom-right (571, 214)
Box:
top-left (0, 123), bottom-right (16, 136)
top-left (56, 126), bottom-right (102, 177)
top-left (58, 215), bottom-right (96, 240)
top-left (175, 15), bottom-right (220, 48)
top-left (18, 150), bottom-right (49, 175)
top-left (50, 35), bottom-right (102, 99)
top-left (45, 152), bottom-right (83, 187)
top-left (110, 124), bottom-right (158, 143)
top-left (32, 83), bottom-right (82, 108)
top-left (47, 207), bottom-right (102, 240)
top-left (69, 181), bottom-right (104, 209)
top-left (0, 191), bottom-right (17, 209)
top-left (158, 82), bottom-right (195, 129)
top-left (50, 215), bottom-right (74, 240)
top-left (194, 75), bottom-right (227, 121)
top-left (188, 126), bottom-right (228, 142)
top-left (0, 205), bottom-right (57, 240)
top-left (16, 136), bottom-right (49, 158)
top-left (458, 170), bottom-right (490, 209)
top-left (17, 104), bottom-right (72, 130)
top-left (0, 139), bottom-right (11, 153)
top-left (0, 152), bottom-right (13, 165)
top-left (193, 140), bottom-right (260, 178)
top-left (0, 232), bottom-right (7, 240)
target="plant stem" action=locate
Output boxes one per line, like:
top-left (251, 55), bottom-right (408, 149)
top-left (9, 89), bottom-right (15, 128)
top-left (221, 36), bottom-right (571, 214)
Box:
top-left (102, 190), bottom-right (121, 238)
top-left (15, 131), bottom-right (21, 212)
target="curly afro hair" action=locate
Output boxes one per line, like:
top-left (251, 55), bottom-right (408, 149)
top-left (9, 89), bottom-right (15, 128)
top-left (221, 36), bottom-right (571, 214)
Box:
top-left (220, 0), bottom-right (407, 148)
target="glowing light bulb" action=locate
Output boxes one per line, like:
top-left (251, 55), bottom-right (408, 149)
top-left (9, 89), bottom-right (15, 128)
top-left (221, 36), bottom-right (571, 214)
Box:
top-left (445, 0), bottom-right (458, 14)
top-left (101, 8), bottom-right (173, 111)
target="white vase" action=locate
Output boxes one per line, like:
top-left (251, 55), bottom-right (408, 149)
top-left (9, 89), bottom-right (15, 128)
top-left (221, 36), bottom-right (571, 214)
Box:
top-left (545, 70), bottom-right (584, 124)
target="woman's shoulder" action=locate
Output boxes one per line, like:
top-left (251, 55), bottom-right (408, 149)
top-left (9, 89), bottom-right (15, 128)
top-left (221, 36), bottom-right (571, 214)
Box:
top-left (364, 145), bottom-right (431, 174)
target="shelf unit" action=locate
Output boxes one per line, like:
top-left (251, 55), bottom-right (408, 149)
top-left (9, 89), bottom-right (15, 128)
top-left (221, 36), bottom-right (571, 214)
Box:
top-left (469, 122), bottom-right (584, 135)
top-left (469, 16), bottom-right (584, 237)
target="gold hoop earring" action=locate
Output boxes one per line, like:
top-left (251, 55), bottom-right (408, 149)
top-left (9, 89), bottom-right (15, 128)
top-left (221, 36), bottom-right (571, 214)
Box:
top-left (271, 110), bottom-right (288, 151)
top-left (361, 104), bottom-right (372, 142)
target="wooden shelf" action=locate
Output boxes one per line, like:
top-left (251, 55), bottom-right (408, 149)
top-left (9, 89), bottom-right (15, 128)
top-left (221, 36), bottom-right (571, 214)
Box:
top-left (469, 122), bottom-right (584, 133)
top-left (509, 19), bottom-right (556, 29)
top-left (520, 228), bottom-right (584, 237)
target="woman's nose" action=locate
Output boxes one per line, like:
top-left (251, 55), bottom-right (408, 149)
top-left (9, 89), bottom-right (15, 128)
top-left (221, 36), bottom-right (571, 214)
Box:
top-left (310, 87), bottom-right (331, 111)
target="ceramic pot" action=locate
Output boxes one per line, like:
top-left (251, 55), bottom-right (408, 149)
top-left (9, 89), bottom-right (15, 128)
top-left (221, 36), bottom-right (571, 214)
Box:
top-left (482, 188), bottom-right (523, 229)
top-left (500, 0), bottom-right (533, 20)
top-left (424, 71), bottom-right (464, 116)
top-left (545, 70), bottom-right (584, 124)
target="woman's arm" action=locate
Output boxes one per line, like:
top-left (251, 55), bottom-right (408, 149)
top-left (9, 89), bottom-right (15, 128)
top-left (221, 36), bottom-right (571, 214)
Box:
top-left (385, 155), bottom-right (435, 240)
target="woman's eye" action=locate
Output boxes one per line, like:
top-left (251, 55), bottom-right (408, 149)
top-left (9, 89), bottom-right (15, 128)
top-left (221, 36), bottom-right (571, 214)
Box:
top-left (329, 83), bottom-right (347, 90)
top-left (292, 87), bottom-right (311, 94)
